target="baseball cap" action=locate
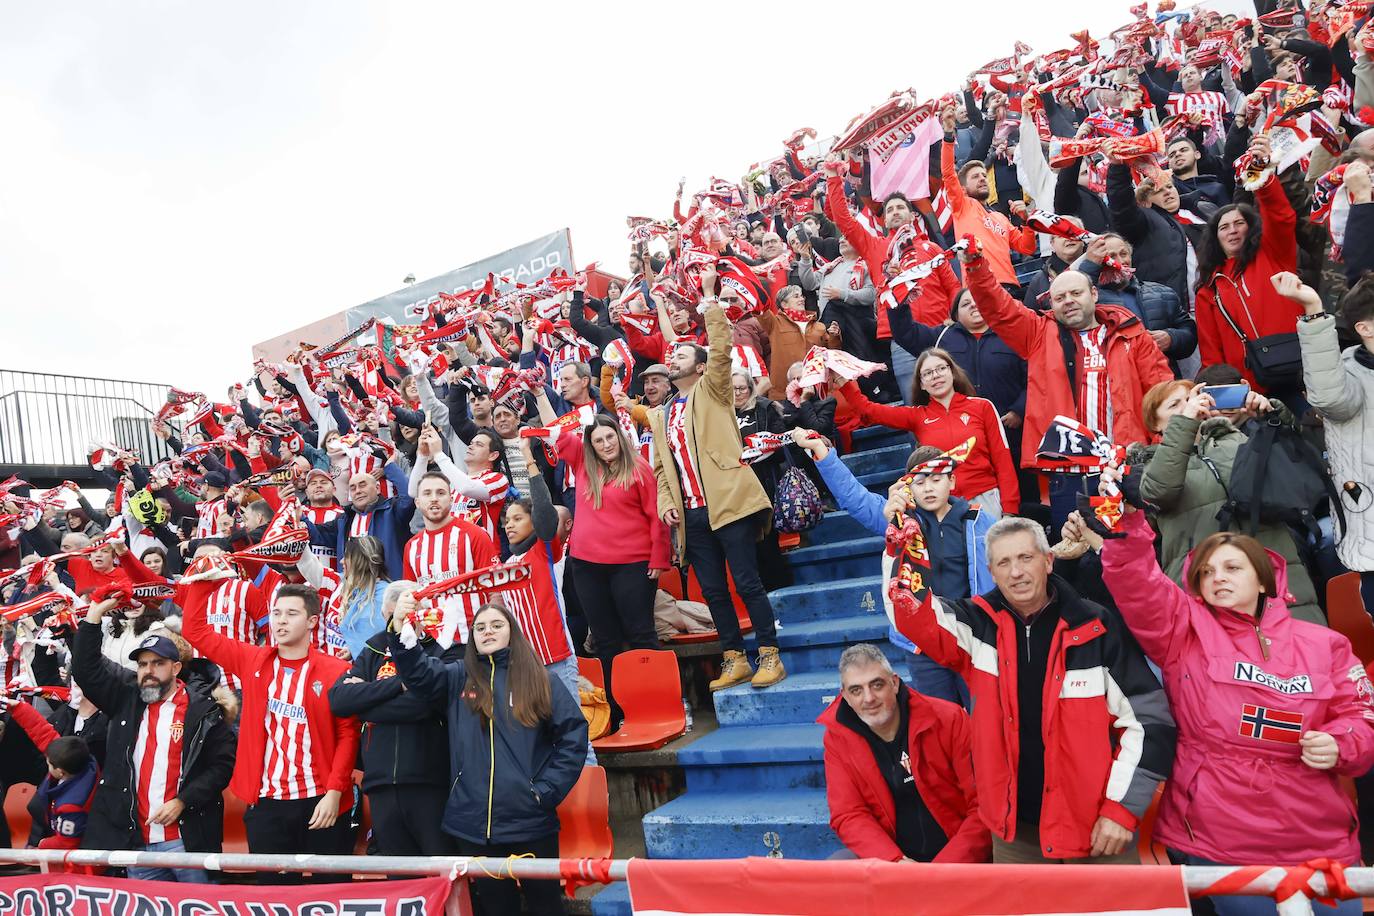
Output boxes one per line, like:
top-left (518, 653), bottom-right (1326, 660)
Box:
top-left (129, 634), bottom-right (180, 663)
top-left (642, 364), bottom-right (671, 378)
top-left (305, 468), bottom-right (333, 484)
top-left (201, 471), bottom-right (228, 489)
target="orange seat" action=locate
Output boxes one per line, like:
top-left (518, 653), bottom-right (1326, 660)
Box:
top-left (577, 656), bottom-right (605, 690)
top-left (1137, 782), bottom-right (1168, 865)
top-left (5, 784), bottom-right (34, 848)
top-left (556, 765), bottom-right (613, 861)
top-left (1328, 572), bottom-right (1374, 665)
top-left (658, 568), bottom-right (685, 601)
top-left (591, 650), bottom-right (686, 752)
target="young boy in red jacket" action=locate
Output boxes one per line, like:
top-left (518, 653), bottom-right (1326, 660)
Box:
top-left (181, 566), bottom-right (358, 884)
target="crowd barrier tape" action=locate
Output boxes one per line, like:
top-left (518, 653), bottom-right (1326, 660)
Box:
top-left (0, 850), bottom-right (1372, 915)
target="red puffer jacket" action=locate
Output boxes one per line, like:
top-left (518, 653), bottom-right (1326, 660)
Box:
top-left (818, 685), bottom-right (990, 862)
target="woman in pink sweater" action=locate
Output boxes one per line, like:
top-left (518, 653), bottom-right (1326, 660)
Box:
top-left (551, 414), bottom-right (670, 726)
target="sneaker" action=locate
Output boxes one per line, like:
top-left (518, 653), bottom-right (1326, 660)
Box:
top-left (709, 649), bottom-right (754, 692)
top-left (750, 646), bottom-right (787, 688)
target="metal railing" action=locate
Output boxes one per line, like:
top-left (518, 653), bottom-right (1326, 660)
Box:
top-left (0, 370), bottom-right (181, 468)
top-left (0, 850), bottom-right (1369, 914)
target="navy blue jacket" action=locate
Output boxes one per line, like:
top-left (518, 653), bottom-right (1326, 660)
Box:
top-left (888, 302), bottom-right (1028, 420)
top-left (1078, 260), bottom-right (1197, 364)
top-left (307, 461), bottom-right (415, 579)
top-left (1345, 202), bottom-right (1374, 287)
top-left (388, 637), bottom-right (587, 844)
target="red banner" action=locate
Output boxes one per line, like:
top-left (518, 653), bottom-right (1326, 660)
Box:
top-left (627, 858), bottom-right (1190, 915)
top-left (0, 873), bottom-right (459, 916)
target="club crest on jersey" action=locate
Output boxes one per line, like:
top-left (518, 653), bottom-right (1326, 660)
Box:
top-left (312, 680), bottom-right (323, 697)
top-left (1233, 661), bottom-right (1313, 695)
top-left (170, 721), bottom-right (184, 743)
top-left (377, 659), bottom-right (397, 680)
top-left (1238, 704), bottom-right (1303, 744)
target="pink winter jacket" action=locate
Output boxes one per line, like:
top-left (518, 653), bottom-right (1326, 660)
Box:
top-left (1101, 511), bottom-right (1374, 865)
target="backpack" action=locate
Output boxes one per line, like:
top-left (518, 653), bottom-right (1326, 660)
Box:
top-left (1203, 416), bottom-right (1344, 542)
top-left (772, 451), bottom-right (824, 533)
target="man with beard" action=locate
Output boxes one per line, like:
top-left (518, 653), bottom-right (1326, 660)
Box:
top-left (402, 470), bottom-right (498, 647)
top-left (301, 468), bottom-right (342, 569)
top-left (71, 602), bottom-right (235, 881)
top-left (941, 105), bottom-right (1038, 289)
top-left (819, 644), bottom-right (988, 862)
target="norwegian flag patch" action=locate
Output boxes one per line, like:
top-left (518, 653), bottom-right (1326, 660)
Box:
top-left (1238, 704), bottom-right (1304, 744)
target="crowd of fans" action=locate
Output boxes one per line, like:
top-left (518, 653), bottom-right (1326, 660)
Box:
top-left (5, 0), bottom-right (1374, 912)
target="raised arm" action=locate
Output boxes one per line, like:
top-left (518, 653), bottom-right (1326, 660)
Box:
top-left (1098, 509), bottom-right (1197, 667)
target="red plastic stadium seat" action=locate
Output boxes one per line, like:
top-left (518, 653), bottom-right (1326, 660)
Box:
top-left (557, 765), bottom-right (612, 862)
top-left (5, 784), bottom-right (34, 848)
top-left (1328, 572), bottom-right (1374, 665)
top-left (666, 567), bottom-right (753, 643)
top-left (577, 656), bottom-right (605, 690)
top-left (591, 650), bottom-right (686, 752)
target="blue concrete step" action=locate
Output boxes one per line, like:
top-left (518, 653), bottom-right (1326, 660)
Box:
top-left (803, 509), bottom-right (874, 546)
top-left (678, 723), bottom-right (825, 792)
top-left (851, 425), bottom-right (915, 452)
top-left (642, 788), bottom-right (841, 859)
top-left (839, 443), bottom-right (909, 477)
top-left (590, 883), bottom-right (630, 916)
top-left (713, 673), bottom-right (838, 727)
top-left (786, 536), bottom-right (884, 584)
top-left (770, 575), bottom-right (884, 625)
top-left (856, 466), bottom-right (903, 493)
top-left (751, 613), bottom-right (902, 673)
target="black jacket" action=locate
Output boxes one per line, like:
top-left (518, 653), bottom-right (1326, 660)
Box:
top-left (1107, 163), bottom-right (1191, 306)
top-left (1078, 260), bottom-right (1197, 365)
top-left (389, 637), bottom-right (587, 845)
top-left (72, 620), bottom-right (236, 854)
top-left (329, 631), bottom-right (461, 792)
top-left (1053, 160), bottom-right (1112, 235)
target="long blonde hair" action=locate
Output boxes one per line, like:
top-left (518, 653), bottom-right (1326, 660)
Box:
top-left (582, 415), bottom-right (641, 509)
top-left (340, 536), bottom-right (389, 623)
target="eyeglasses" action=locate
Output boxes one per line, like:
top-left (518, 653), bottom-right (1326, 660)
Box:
top-left (719, 294), bottom-right (743, 304)
top-left (732, 385), bottom-right (752, 393)
top-left (919, 364), bottom-right (952, 381)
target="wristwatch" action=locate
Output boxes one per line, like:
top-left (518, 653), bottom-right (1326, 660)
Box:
top-left (1297, 312), bottom-right (1326, 323)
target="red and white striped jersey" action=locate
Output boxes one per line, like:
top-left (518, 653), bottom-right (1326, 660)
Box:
top-left (666, 397), bottom-right (706, 509)
top-left (302, 505), bottom-right (343, 526)
top-left (1166, 91), bottom-right (1229, 125)
top-left (347, 511), bottom-right (375, 539)
top-left (259, 657), bottom-right (320, 801)
top-left (501, 538), bottom-right (573, 666)
top-left (134, 684), bottom-right (189, 844)
top-left (1075, 326), bottom-right (1114, 437)
top-left (455, 470), bottom-right (509, 546)
top-left (202, 579), bottom-right (266, 689)
top-left (403, 518), bottom-right (498, 646)
top-left (194, 496), bottom-right (227, 540)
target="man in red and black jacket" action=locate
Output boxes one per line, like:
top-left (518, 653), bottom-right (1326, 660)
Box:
top-left (819, 643), bottom-right (989, 862)
top-left (891, 516), bottom-right (1175, 863)
top-left (182, 571), bottom-right (358, 884)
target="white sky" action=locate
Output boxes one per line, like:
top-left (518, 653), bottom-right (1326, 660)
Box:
top-left (0, 1), bottom-right (1229, 396)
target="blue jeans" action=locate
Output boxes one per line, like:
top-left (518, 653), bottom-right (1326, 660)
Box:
top-left (1048, 473), bottom-right (1099, 535)
top-left (126, 838), bottom-right (214, 883)
top-left (547, 656), bottom-right (595, 765)
top-left (908, 652), bottom-right (970, 710)
top-left (1176, 853), bottom-right (1360, 915)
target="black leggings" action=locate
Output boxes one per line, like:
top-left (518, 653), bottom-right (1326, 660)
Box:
top-left (571, 557), bottom-right (659, 722)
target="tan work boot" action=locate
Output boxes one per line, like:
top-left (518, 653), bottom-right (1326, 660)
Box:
top-left (750, 646), bottom-right (787, 688)
top-left (709, 649), bottom-right (754, 692)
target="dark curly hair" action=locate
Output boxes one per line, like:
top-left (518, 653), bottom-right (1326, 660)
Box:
top-left (1195, 203), bottom-right (1262, 294)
